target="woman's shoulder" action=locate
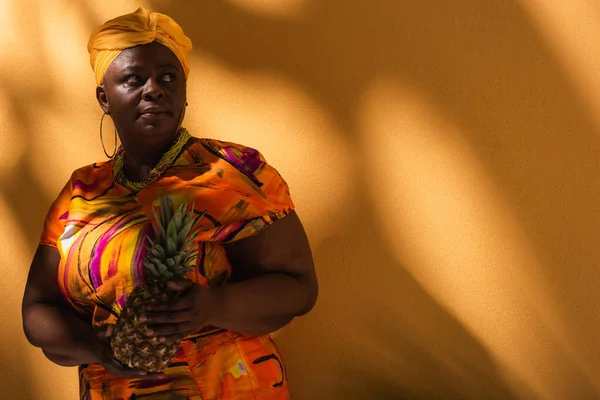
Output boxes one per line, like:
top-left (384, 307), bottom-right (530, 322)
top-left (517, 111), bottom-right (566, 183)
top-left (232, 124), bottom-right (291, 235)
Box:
top-left (188, 137), bottom-right (269, 174)
top-left (62, 160), bottom-right (114, 187)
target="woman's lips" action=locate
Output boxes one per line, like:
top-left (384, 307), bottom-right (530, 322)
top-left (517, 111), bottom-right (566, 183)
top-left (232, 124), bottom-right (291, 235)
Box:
top-left (139, 112), bottom-right (170, 120)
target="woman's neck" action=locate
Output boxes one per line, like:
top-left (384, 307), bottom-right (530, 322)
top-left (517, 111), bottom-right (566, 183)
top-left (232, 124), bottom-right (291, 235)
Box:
top-left (123, 156), bottom-right (156, 182)
top-left (121, 140), bottom-right (174, 182)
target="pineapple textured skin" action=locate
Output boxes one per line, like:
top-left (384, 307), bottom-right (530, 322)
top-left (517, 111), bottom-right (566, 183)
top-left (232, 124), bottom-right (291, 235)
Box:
top-left (110, 197), bottom-right (203, 372)
top-left (111, 284), bottom-right (180, 372)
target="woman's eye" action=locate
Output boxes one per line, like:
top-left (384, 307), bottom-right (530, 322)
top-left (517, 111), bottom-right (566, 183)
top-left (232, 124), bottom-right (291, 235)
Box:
top-left (163, 73), bottom-right (176, 82)
top-left (125, 75), bottom-right (142, 84)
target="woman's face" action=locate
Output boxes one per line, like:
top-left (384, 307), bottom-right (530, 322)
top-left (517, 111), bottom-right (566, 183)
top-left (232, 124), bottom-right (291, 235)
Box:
top-left (97, 42), bottom-right (187, 150)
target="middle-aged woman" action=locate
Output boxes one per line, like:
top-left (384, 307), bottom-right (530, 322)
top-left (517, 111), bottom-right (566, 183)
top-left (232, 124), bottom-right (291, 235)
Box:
top-left (22, 7), bottom-right (317, 399)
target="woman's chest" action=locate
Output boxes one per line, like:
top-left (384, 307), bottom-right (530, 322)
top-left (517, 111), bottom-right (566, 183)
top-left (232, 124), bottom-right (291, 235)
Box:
top-left (56, 194), bottom-right (233, 313)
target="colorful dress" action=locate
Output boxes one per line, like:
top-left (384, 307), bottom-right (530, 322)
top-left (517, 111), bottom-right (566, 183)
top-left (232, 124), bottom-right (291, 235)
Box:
top-left (40, 132), bottom-right (294, 399)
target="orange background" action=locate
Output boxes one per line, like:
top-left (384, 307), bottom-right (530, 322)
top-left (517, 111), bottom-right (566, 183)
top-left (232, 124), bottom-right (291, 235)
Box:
top-left (2, 1), bottom-right (600, 399)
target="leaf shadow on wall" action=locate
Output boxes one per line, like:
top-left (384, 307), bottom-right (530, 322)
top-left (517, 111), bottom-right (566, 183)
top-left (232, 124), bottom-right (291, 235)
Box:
top-left (147, 0), bottom-right (600, 398)
top-left (5, 0), bottom-right (599, 397)
top-left (139, 0), bottom-right (600, 398)
top-left (0, 2), bottom-right (63, 398)
top-left (1, 0), bottom-right (103, 247)
top-left (0, 2), bottom-right (112, 396)
top-left (279, 197), bottom-right (539, 400)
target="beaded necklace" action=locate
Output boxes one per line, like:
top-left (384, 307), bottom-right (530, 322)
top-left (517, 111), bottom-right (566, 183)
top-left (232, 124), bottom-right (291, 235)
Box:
top-left (112, 128), bottom-right (191, 192)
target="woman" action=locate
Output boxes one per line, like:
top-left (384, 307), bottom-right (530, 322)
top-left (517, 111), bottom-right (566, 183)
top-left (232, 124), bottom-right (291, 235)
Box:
top-left (21, 7), bottom-right (317, 399)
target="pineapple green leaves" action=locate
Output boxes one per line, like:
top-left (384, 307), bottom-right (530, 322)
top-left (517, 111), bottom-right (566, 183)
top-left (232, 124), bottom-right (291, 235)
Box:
top-left (143, 196), bottom-right (205, 282)
top-left (112, 196), bottom-right (207, 372)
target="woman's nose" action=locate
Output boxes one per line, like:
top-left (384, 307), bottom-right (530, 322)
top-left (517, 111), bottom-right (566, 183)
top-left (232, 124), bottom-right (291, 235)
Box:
top-left (142, 78), bottom-right (165, 101)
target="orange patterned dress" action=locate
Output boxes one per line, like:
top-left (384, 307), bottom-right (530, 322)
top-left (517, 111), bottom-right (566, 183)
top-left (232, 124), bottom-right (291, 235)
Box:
top-left (40, 131), bottom-right (293, 399)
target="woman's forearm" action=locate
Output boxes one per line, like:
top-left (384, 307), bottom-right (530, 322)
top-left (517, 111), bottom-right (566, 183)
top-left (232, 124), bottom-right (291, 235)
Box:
top-left (208, 273), bottom-right (317, 335)
top-left (42, 349), bottom-right (85, 367)
top-left (23, 302), bottom-right (102, 366)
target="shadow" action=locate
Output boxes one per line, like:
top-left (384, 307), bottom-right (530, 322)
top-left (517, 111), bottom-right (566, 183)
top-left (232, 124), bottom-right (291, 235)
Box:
top-left (0, 161), bottom-right (52, 246)
top-left (0, 1), bottom-right (104, 247)
top-left (0, 335), bottom-right (37, 399)
top-left (5, 0), bottom-right (600, 398)
top-left (0, 2), bottom-right (72, 397)
top-left (144, 0), bottom-right (600, 397)
top-left (0, 8), bottom-right (58, 247)
top-left (275, 193), bottom-right (533, 400)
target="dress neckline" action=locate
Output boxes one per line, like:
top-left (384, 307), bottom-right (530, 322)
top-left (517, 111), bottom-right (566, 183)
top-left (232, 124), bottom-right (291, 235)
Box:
top-left (112, 128), bottom-right (192, 192)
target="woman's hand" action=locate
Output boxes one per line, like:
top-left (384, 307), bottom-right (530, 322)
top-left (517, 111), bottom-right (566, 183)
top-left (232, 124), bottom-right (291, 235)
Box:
top-left (140, 281), bottom-right (218, 342)
top-left (93, 324), bottom-right (166, 379)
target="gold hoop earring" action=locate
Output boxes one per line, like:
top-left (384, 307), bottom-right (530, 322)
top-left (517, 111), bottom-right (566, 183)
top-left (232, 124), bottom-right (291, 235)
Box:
top-left (100, 112), bottom-right (117, 158)
top-left (176, 100), bottom-right (188, 131)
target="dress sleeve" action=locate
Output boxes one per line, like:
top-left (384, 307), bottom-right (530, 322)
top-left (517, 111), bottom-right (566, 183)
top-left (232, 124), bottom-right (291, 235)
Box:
top-left (232, 158), bottom-right (296, 240)
top-left (39, 174), bottom-right (73, 248)
top-left (202, 140), bottom-right (295, 242)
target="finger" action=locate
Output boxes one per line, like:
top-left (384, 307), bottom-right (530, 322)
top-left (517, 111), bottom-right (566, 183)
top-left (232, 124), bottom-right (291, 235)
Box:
top-left (145, 321), bottom-right (194, 337)
top-left (126, 368), bottom-right (166, 380)
top-left (114, 368), bottom-right (166, 380)
top-left (106, 361), bottom-right (166, 380)
top-left (95, 324), bottom-right (115, 340)
top-left (145, 372), bottom-right (167, 380)
top-left (156, 330), bottom-right (197, 343)
top-left (146, 296), bottom-right (192, 312)
top-left (104, 364), bottom-right (145, 378)
top-left (166, 280), bottom-right (193, 291)
top-left (141, 310), bottom-right (190, 325)
top-left (105, 324), bottom-right (115, 338)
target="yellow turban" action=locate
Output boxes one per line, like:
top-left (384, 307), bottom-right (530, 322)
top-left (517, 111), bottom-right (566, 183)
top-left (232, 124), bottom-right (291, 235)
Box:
top-left (87, 7), bottom-right (192, 85)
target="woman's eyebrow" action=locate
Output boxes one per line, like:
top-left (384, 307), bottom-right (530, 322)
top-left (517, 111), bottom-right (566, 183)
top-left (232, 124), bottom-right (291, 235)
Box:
top-left (158, 62), bottom-right (180, 70)
top-left (119, 65), bottom-right (144, 74)
top-left (118, 63), bottom-right (180, 76)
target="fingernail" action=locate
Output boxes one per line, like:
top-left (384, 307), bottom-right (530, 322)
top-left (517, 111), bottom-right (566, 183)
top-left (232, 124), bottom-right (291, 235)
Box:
top-left (159, 336), bottom-right (166, 342)
top-left (146, 329), bottom-right (154, 335)
top-left (139, 315), bottom-right (147, 322)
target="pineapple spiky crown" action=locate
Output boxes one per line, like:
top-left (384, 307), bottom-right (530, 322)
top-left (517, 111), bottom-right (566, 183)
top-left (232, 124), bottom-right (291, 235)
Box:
top-left (143, 196), bottom-right (205, 283)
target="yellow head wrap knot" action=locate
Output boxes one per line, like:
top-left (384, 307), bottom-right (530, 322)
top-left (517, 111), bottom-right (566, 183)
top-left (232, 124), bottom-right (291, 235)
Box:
top-left (87, 7), bottom-right (192, 85)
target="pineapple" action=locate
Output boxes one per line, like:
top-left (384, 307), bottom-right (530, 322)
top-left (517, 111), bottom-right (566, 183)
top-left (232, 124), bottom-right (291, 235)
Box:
top-left (110, 196), bottom-right (204, 372)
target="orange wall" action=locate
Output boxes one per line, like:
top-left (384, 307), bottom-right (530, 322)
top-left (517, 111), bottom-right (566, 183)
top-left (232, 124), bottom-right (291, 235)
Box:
top-left (2, 1), bottom-right (600, 399)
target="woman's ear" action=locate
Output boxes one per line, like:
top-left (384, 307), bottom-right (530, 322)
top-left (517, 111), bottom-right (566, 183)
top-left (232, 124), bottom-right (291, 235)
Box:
top-left (96, 85), bottom-right (110, 114)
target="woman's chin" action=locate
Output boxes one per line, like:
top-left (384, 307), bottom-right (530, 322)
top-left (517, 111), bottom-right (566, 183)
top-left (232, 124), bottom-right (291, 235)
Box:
top-left (132, 124), bottom-right (180, 146)
top-left (138, 118), bottom-right (178, 133)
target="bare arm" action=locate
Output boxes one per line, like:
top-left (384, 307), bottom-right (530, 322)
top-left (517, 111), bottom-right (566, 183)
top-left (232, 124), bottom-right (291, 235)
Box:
top-left (141, 210), bottom-right (318, 338)
top-left (211, 210), bottom-right (318, 334)
top-left (22, 245), bottom-right (160, 378)
top-left (22, 245), bottom-right (103, 366)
